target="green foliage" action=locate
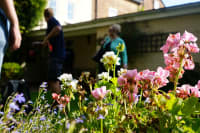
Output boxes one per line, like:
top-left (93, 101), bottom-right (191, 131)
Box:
top-left (14, 0), bottom-right (47, 34)
top-left (154, 93), bottom-right (200, 133)
top-left (181, 97), bottom-right (198, 115)
top-left (2, 62), bottom-right (23, 80)
top-left (0, 36), bottom-right (200, 132)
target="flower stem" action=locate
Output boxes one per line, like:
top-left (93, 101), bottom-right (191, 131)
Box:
top-left (174, 57), bottom-right (184, 91)
top-left (100, 101), bottom-right (103, 133)
top-left (101, 119), bottom-right (103, 133)
top-left (63, 106), bottom-right (68, 118)
top-left (67, 102), bottom-right (70, 115)
top-left (114, 51), bottom-right (120, 79)
top-left (124, 99), bottom-right (127, 114)
top-left (139, 89), bottom-right (143, 103)
top-left (78, 96), bottom-right (82, 110)
top-left (63, 106), bottom-right (68, 129)
top-left (113, 64), bottom-right (116, 79)
top-left (89, 84), bottom-right (93, 93)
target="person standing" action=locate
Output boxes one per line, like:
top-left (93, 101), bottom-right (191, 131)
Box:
top-left (42, 8), bottom-right (66, 93)
top-left (0, 0), bottom-right (21, 76)
top-left (95, 24), bottom-right (128, 75)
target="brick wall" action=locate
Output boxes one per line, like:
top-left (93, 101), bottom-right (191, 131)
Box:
top-left (96, 0), bottom-right (139, 18)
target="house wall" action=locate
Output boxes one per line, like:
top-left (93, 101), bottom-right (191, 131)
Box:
top-left (97, 0), bottom-right (139, 18)
top-left (68, 0), bottom-right (93, 24)
top-left (34, 0), bottom-right (93, 30)
top-left (28, 6), bottom-right (200, 82)
top-left (34, 0), bottom-right (164, 30)
top-left (144, 0), bottom-right (164, 10)
top-left (66, 14), bottom-right (200, 73)
top-left (125, 14), bottom-right (200, 71)
top-left (65, 34), bottom-right (97, 75)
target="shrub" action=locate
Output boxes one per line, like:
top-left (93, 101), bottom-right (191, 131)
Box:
top-left (2, 62), bottom-right (24, 80)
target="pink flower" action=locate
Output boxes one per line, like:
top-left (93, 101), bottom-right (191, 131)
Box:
top-left (167, 33), bottom-right (181, 45)
top-left (160, 33), bottom-right (181, 53)
top-left (139, 69), bottom-right (155, 81)
top-left (180, 31), bottom-right (199, 53)
top-left (181, 30), bottom-right (197, 43)
top-left (184, 58), bottom-right (195, 70)
top-left (162, 31), bottom-right (199, 83)
top-left (163, 54), bottom-right (172, 66)
top-left (185, 43), bottom-right (199, 53)
top-left (118, 69), bottom-right (139, 95)
top-left (118, 76), bottom-right (127, 86)
top-left (197, 80), bottom-right (200, 89)
top-left (137, 69), bottom-right (158, 90)
top-left (52, 93), bottom-right (70, 107)
top-left (156, 67), bottom-right (169, 78)
top-left (128, 92), bottom-right (138, 103)
top-left (52, 93), bottom-right (60, 100)
top-left (176, 81), bottom-right (200, 98)
top-left (92, 86), bottom-right (109, 100)
top-left (124, 69), bottom-right (138, 80)
top-left (160, 44), bottom-right (170, 54)
top-left (155, 67), bottom-right (169, 88)
top-left (59, 95), bottom-right (70, 105)
top-left (190, 87), bottom-right (200, 98)
top-left (176, 85), bottom-right (191, 99)
top-left (193, 80), bottom-right (200, 97)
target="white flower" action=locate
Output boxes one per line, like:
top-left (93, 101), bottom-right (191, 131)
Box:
top-left (100, 51), bottom-right (120, 67)
top-left (59, 73), bottom-right (78, 91)
top-left (70, 80), bottom-right (78, 92)
top-left (98, 72), bottom-right (111, 81)
top-left (82, 72), bottom-right (90, 77)
top-left (60, 84), bottom-right (64, 90)
top-left (58, 73), bottom-right (73, 82)
top-left (118, 68), bottom-right (127, 76)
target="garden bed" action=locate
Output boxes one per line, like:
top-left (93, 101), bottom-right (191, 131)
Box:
top-left (0, 31), bottom-right (200, 133)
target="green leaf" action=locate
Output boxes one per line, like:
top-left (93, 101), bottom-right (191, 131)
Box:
top-left (166, 93), bottom-right (177, 111)
top-left (171, 98), bottom-right (183, 115)
top-left (111, 77), bottom-right (117, 85)
top-left (181, 97), bottom-right (199, 116)
top-left (184, 118), bottom-right (200, 132)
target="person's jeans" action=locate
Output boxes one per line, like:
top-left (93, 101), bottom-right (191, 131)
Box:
top-left (0, 9), bottom-right (10, 77)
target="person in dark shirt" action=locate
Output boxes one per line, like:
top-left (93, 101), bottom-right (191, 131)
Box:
top-left (42, 8), bottom-right (66, 93)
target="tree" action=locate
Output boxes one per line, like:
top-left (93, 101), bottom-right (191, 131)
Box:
top-left (3, 0), bottom-right (47, 63)
top-left (14, 0), bottom-right (47, 34)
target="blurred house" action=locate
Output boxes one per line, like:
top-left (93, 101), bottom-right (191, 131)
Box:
top-left (27, 2), bottom-right (200, 83)
top-left (35, 0), bottom-right (164, 29)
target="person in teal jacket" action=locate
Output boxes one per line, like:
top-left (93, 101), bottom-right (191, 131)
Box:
top-left (99, 24), bottom-right (128, 74)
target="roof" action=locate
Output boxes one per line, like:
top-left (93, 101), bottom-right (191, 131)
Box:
top-left (129, 0), bottom-right (143, 4)
top-left (29, 2), bottom-right (200, 38)
top-left (160, 0), bottom-right (166, 7)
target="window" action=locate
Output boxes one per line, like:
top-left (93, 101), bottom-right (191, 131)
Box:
top-left (49, 0), bottom-right (56, 15)
top-left (67, 1), bottom-right (74, 20)
top-left (154, 0), bottom-right (160, 9)
top-left (108, 8), bottom-right (118, 17)
top-left (134, 33), bottom-right (170, 53)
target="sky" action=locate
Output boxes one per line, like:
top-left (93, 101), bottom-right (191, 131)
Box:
top-left (162, 0), bottom-right (200, 7)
